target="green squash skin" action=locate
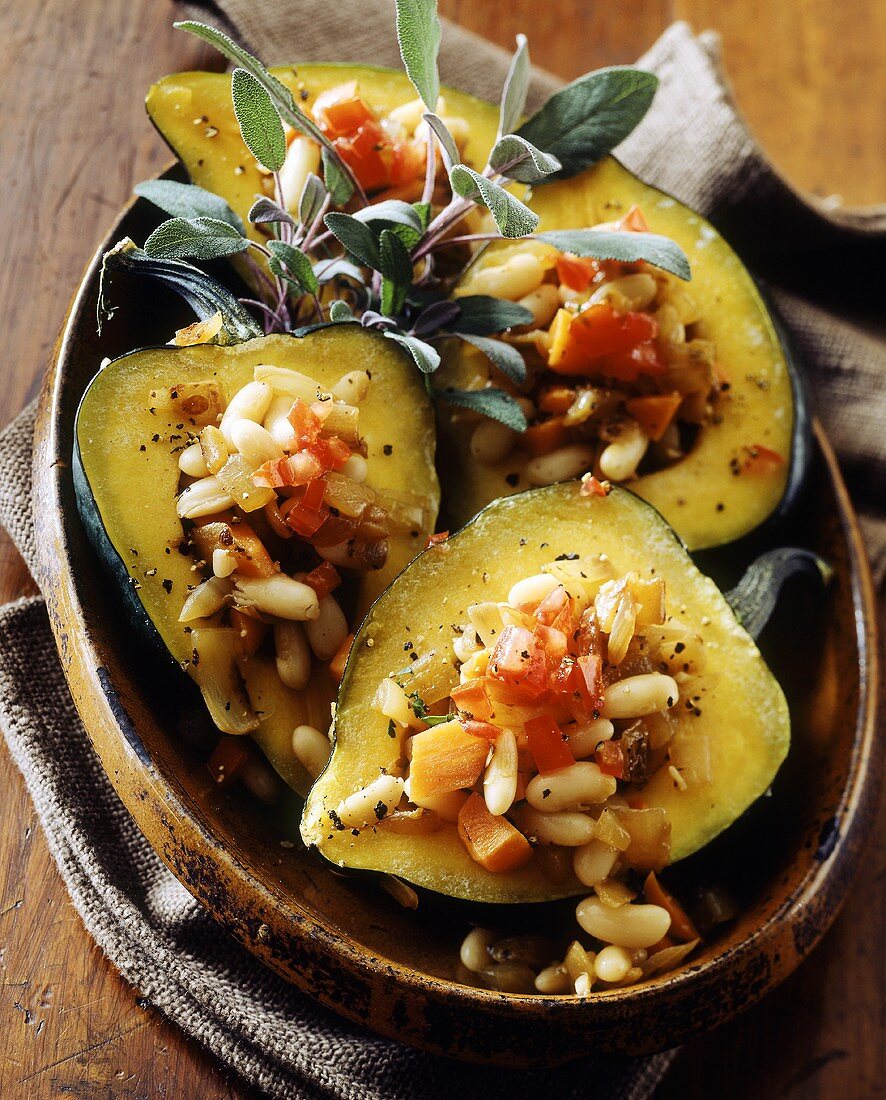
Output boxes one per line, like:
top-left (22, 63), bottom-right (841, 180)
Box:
top-left (73, 328), bottom-right (440, 795)
top-left (146, 61), bottom-right (806, 553)
top-left (302, 482), bottom-right (790, 905)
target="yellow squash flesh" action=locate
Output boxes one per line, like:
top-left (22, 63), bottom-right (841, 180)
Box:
top-left (75, 329), bottom-right (438, 794)
top-left (302, 483), bottom-right (790, 904)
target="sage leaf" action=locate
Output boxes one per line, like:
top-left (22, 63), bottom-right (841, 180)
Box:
top-left (248, 196), bottom-right (295, 228)
top-left (422, 112), bottom-right (458, 171)
top-left (313, 256), bottom-right (365, 284)
top-left (353, 200), bottom-right (424, 233)
top-left (322, 147), bottom-right (354, 206)
top-left (447, 295), bottom-right (533, 335)
top-left (299, 173), bottom-right (327, 228)
top-left (379, 229), bottom-right (414, 316)
top-left (535, 228), bottom-right (691, 280)
top-left (175, 20), bottom-right (358, 203)
top-left (449, 165), bottom-right (539, 238)
top-left (452, 333), bottom-right (527, 384)
top-left (437, 387), bottom-right (528, 431)
top-left (267, 240), bottom-right (319, 294)
top-left (395, 0), bottom-right (441, 110)
top-left (385, 331), bottom-right (441, 374)
top-left (489, 134), bottom-right (561, 183)
top-left (412, 298), bottom-right (461, 335)
top-left (499, 34), bottom-right (529, 138)
top-left (231, 67), bottom-right (287, 172)
top-left (324, 212), bottom-right (381, 269)
top-left (144, 217), bottom-right (250, 261)
top-left (134, 180), bottom-right (244, 233)
top-left (412, 202), bottom-right (432, 231)
top-left (330, 300), bottom-right (357, 322)
top-left (517, 68), bottom-right (658, 179)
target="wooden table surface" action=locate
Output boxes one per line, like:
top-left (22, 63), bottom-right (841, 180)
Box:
top-left (0, 1), bottom-right (883, 1096)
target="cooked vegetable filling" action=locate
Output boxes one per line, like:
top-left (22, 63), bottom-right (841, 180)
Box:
top-left (336, 545), bottom-right (713, 990)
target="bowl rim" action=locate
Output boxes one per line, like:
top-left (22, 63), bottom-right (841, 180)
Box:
top-left (31, 177), bottom-right (883, 1054)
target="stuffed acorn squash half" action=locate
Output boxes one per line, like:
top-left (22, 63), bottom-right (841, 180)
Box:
top-left (301, 481), bottom-right (792, 905)
top-left (74, 327), bottom-right (438, 795)
top-left (146, 62), bottom-right (805, 552)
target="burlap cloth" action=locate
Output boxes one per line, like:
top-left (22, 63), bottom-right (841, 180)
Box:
top-left (0, 3), bottom-right (883, 1096)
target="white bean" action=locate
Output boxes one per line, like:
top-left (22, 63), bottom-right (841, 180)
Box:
top-left (305, 595), bottom-right (348, 661)
top-left (564, 718), bottom-right (615, 760)
top-left (332, 370), bottom-right (371, 404)
top-left (599, 419), bottom-right (649, 482)
top-left (292, 723), bottom-right (331, 779)
top-left (212, 548), bottom-right (238, 579)
top-left (525, 762), bottom-right (617, 812)
top-left (177, 576), bottom-right (231, 623)
top-left (453, 626), bottom-right (481, 664)
top-left (335, 774), bottom-right (405, 829)
top-left (387, 97), bottom-right (427, 133)
top-left (573, 839), bottom-right (619, 886)
top-left (274, 621), bottom-right (312, 689)
top-left (340, 454), bottom-right (368, 482)
top-left (594, 945), bottom-right (634, 983)
top-left (234, 575), bottom-right (320, 621)
top-left (460, 927), bottom-right (496, 973)
top-left (576, 897), bottom-right (671, 949)
top-left (517, 283), bottom-right (560, 328)
top-left (601, 673), bottom-right (679, 719)
top-left (176, 475), bottom-right (234, 519)
top-left (229, 419), bottom-right (284, 466)
top-left (468, 252), bottom-right (545, 302)
top-left (525, 444), bottom-right (595, 487)
top-left (470, 419), bottom-right (517, 466)
top-left (589, 273), bottom-right (657, 312)
top-left (263, 393), bottom-right (298, 450)
top-left (507, 573), bottom-right (561, 610)
top-left (279, 136), bottom-right (321, 213)
top-left (516, 806), bottom-right (597, 847)
top-left (178, 442), bottom-right (209, 477)
top-left (484, 729), bottom-right (518, 816)
top-left (534, 965), bottom-right (571, 994)
top-left (254, 364), bottom-right (331, 403)
top-left (219, 382), bottom-right (273, 447)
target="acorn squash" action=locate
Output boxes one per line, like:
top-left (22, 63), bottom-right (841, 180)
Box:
top-left (301, 482), bottom-right (791, 904)
top-left (74, 328), bottom-right (439, 794)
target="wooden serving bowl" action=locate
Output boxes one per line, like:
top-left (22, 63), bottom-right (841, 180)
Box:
top-left (33, 188), bottom-right (881, 1065)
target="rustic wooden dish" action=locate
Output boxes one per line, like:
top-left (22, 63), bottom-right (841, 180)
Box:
top-left (33, 187), bottom-right (881, 1066)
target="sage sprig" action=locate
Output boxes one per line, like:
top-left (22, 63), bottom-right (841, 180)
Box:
top-left (115, 8), bottom-right (691, 432)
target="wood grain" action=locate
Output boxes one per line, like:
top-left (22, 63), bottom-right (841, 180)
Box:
top-left (0, 1), bottom-right (882, 1096)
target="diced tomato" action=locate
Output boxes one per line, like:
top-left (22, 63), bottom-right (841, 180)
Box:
top-left (300, 478), bottom-right (326, 513)
top-left (426, 531), bottom-right (450, 549)
top-left (303, 561), bottom-right (341, 600)
top-left (314, 86), bottom-right (376, 138)
top-left (451, 678), bottom-right (494, 721)
top-left (307, 435), bottom-right (351, 470)
top-left (599, 339), bottom-right (667, 382)
top-left (534, 623), bottom-right (568, 662)
top-left (207, 736), bottom-right (251, 786)
top-left (486, 625), bottom-right (549, 702)
top-left (285, 501), bottom-right (328, 537)
top-left (389, 138), bottom-right (427, 186)
top-left (288, 398), bottom-right (324, 448)
top-left (334, 122), bottom-right (391, 192)
top-left (534, 585), bottom-right (573, 630)
top-left (577, 654), bottom-right (604, 710)
top-left (741, 444), bottom-right (784, 476)
top-left (524, 715), bottom-right (574, 774)
top-left (551, 653), bottom-right (603, 719)
top-left (595, 740), bottom-right (626, 778)
top-left (549, 303), bottom-right (659, 375)
top-left (556, 254), bottom-right (598, 293)
top-left (461, 719), bottom-right (501, 740)
top-left (580, 474), bottom-right (609, 498)
top-left (254, 451), bottom-right (323, 489)
top-left (620, 204), bottom-right (649, 232)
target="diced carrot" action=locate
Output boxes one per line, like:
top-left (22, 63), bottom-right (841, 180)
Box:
top-left (620, 204), bottom-right (649, 232)
top-left (626, 393), bottom-right (683, 441)
top-left (450, 678), bottom-right (494, 721)
top-left (741, 444), bottom-right (784, 476)
top-left (457, 792), bottom-right (533, 873)
top-left (548, 303), bottom-right (659, 375)
top-left (329, 632), bottom-right (354, 683)
top-left (461, 719), bottom-right (500, 740)
top-left (595, 739), bottom-right (625, 778)
top-left (599, 340), bottom-right (667, 383)
top-left (525, 715), bottom-right (574, 774)
top-left (644, 872), bottom-right (701, 942)
top-left (191, 516), bottom-right (277, 578)
top-left (522, 416), bottom-right (567, 456)
top-left (229, 608), bottom-right (268, 660)
top-left (426, 531), bottom-right (450, 549)
top-left (408, 721), bottom-right (490, 802)
top-left (537, 385), bottom-right (576, 415)
top-left (207, 735), bottom-right (251, 786)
